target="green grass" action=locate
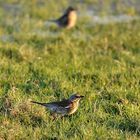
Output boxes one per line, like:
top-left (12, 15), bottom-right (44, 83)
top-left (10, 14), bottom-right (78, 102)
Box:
top-left (0, 0), bottom-right (140, 139)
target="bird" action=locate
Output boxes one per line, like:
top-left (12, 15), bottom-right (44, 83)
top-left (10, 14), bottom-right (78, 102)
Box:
top-left (31, 94), bottom-right (84, 117)
top-left (48, 6), bottom-right (77, 29)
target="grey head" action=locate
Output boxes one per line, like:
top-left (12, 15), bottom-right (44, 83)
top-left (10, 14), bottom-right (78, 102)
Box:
top-left (65, 6), bottom-right (77, 14)
top-left (69, 93), bottom-right (84, 102)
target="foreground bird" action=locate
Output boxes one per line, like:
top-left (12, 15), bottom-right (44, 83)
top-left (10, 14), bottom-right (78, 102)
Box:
top-left (31, 94), bottom-right (84, 116)
top-left (48, 6), bottom-right (77, 29)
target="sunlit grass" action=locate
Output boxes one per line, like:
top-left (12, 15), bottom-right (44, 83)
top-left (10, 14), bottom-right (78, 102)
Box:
top-left (0, 0), bottom-right (140, 139)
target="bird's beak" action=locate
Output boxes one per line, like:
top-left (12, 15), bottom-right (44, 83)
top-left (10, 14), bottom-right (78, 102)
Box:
top-left (80, 95), bottom-right (84, 98)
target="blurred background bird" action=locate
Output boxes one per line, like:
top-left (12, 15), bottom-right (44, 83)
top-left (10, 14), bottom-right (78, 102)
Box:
top-left (31, 94), bottom-right (84, 117)
top-left (47, 6), bottom-right (77, 29)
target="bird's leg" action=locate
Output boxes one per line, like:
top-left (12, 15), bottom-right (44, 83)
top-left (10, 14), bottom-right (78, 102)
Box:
top-left (50, 113), bottom-right (57, 121)
top-left (60, 116), bottom-right (64, 119)
top-left (60, 114), bottom-right (67, 119)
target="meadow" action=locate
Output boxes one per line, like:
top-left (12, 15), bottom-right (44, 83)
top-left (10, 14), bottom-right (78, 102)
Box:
top-left (0, 0), bottom-right (140, 139)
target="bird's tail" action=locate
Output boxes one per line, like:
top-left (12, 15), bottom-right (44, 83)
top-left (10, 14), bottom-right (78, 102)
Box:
top-left (31, 101), bottom-right (47, 107)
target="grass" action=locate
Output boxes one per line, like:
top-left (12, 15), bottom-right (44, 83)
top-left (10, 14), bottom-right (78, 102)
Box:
top-left (0, 0), bottom-right (140, 139)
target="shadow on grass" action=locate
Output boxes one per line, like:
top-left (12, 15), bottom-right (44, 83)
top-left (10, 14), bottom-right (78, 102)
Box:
top-left (107, 116), bottom-right (140, 136)
top-left (0, 47), bottom-right (23, 62)
top-left (94, 91), bottom-right (140, 136)
top-left (94, 105), bottom-right (140, 136)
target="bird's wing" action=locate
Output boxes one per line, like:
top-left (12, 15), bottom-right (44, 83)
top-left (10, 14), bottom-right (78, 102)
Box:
top-left (48, 99), bottom-right (71, 108)
top-left (31, 99), bottom-right (71, 108)
top-left (31, 101), bottom-right (58, 112)
top-left (57, 14), bottom-right (68, 26)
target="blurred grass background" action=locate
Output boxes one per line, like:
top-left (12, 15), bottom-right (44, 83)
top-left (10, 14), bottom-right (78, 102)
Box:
top-left (0, 0), bottom-right (140, 139)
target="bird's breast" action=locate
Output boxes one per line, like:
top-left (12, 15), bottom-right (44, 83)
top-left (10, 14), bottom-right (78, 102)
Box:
top-left (67, 11), bottom-right (77, 28)
top-left (68, 101), bottom-right (79, 115)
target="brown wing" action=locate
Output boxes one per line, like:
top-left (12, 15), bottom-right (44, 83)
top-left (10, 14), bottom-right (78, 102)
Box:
top-left (57, 14), bottom-right (68, 27)
top-left (47, 99), bottom-right (71, 107)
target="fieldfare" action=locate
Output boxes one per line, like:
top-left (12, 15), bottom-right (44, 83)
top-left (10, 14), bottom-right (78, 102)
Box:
top-left (31, 94), bottom-right (84, 116)
top-left (48, 6), bottom-right (77, 29)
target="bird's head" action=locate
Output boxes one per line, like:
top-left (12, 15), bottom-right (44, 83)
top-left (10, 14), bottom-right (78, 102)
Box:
top-left (69, 93), bottom-right (84, 102)
top-left (66, 6), bottom-right (77, 13)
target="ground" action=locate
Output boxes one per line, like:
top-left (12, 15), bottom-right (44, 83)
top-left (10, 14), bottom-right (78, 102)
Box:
top-left (0, 0), bottom-right (140, 139)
